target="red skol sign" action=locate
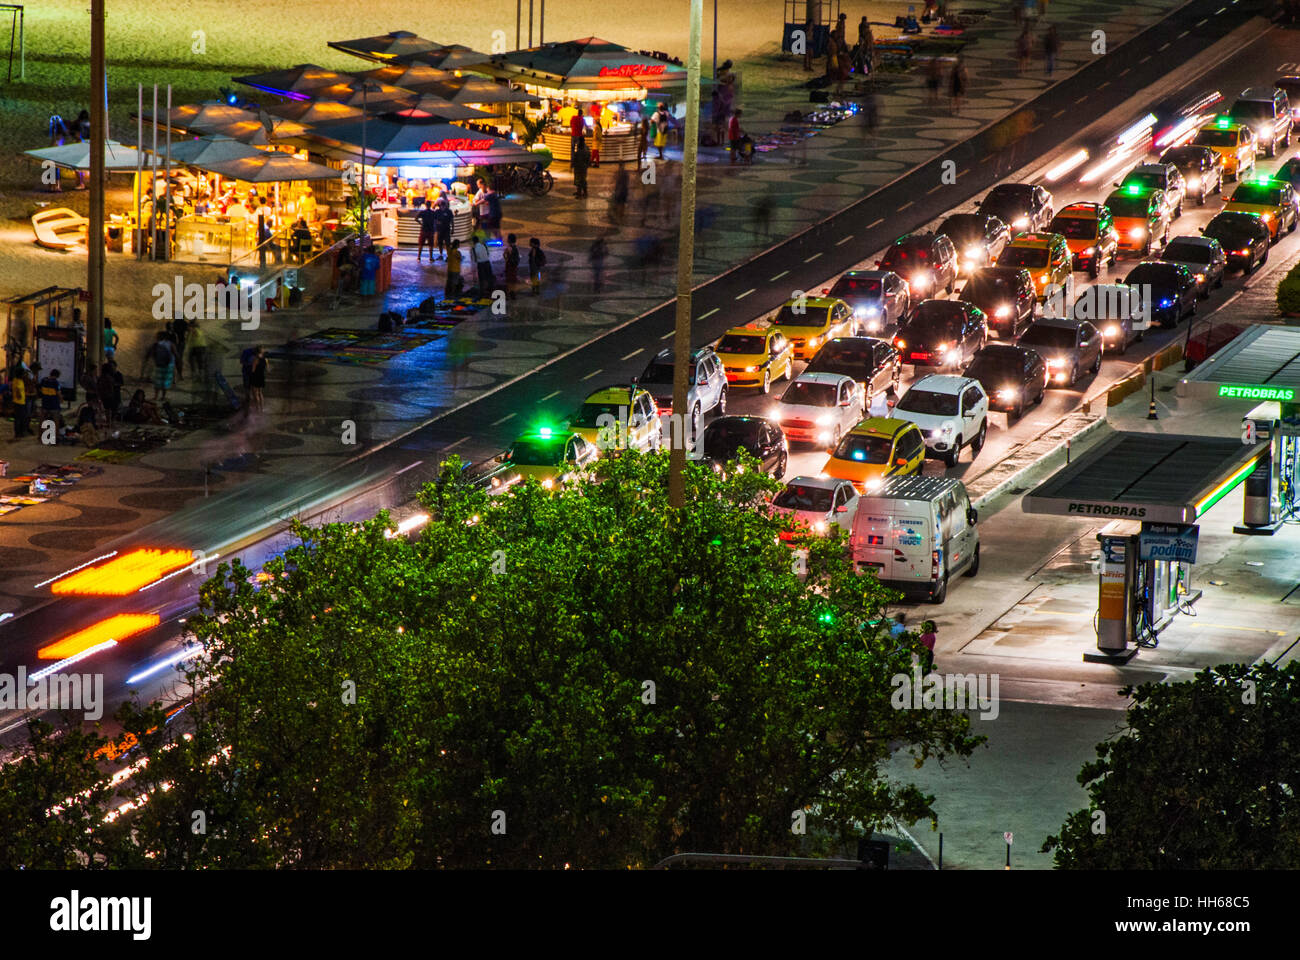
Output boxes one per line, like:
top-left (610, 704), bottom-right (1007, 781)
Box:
top-left (597, 64), bottom-right (666, 77)
top-left (420, 138), bottom-right (495, 151)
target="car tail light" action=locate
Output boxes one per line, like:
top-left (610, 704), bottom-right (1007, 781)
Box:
top-left (931, 549), bottom-right (941, 576)
top-left (866, 534), bottom-right (885, 546)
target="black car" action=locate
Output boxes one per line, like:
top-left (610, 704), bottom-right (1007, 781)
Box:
top-left (876, 232), bottom-right (959, 297)
top-left (822, 270), bottom-right (911, 335)
top-left (937, 213), bottom-right (1012, 273)
top-left (804, 336), bottom-right (901, 399)
top-left (977, 182), bottom-right (1054, 233)
top-left (700, 416), bottom-right (789, 478)
top-left (1201, 211), bottom-right (1270, 272)
top-left (892, 300), bottom-right (988, 372)
top-left (960, 266), bottom-right (1036, 340)
top-left (963, 343), bottom-right (1047, 419)
top-left (1158, 144), bottom-right (1223, 204)
top-left (1276, 156), bottom-right (1300, 190)
top-left (1122, 261), bottom-right (1198, 327)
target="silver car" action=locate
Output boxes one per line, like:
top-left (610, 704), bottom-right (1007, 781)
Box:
top-left (636, 345), bottom-right (728, 435)
top-left (1160, 235), bottom-right (1227, 298)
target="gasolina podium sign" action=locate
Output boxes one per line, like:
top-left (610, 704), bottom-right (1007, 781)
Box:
top-left (1138, 523), bottom-right (1199, 564)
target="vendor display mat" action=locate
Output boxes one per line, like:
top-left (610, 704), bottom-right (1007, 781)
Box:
top-left (79, 427), bottom-right (183, 464)
top-left (408, 296), bottom-right (490, 329)
top-left (0, 463), bottom-right (104, 516)
top-left (271, 327), bottom-right (442, 365)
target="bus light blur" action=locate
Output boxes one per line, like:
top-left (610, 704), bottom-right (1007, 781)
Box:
top-left (50, 549), bottom-right (196, 596)
top-left (39, 614), bottom-right (160, 660)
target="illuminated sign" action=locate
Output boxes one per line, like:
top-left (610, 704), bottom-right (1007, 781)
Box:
top-left (1218, 384), bottom-right (1295, 401)
top-left (419, 138), bottom-right (495, 152)
top-left (598, 64), bottom-right (667, 77)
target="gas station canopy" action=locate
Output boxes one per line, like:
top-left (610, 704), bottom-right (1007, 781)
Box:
top-left (1177, 324), bottom-right (1300, 404)
top-left (1023, 432), bottom-right (1268, 523)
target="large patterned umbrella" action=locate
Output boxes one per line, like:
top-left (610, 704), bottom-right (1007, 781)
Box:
top-left (233, 64), bottom-right (353, 99)
top-left (328, 30), bottom-right (441, 63)
top-left (25, 140), bottom-right (160, 170)
top-left (302, 117), bottom-right (534, 165)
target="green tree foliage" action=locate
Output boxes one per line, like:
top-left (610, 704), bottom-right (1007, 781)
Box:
top-left (1044, 662), bottom-right (1300, 868)
top-left (1, 453), bottom-right (980, 868)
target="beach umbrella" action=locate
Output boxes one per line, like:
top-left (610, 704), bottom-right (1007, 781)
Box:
top-left (302, 117), bottom-right (534, 166)
top-left (25, 139), bottom-right (160, 170)
top-left (392, 44), bottom-right (490, 71)
top-left (200, 150), bottom-right (338, 182)
top-left (138, 100), bottom-right (252, 132)
top-left (328, 31), bottom-right (441, 63)
top-left (473, 37), bottom-right (684, 95)
top-left (164, 134), bottom-right (265, 171)
top-left (426, 76), bottom-right (534, 105)
top-left (386, 93), bottom-right (492, 122)
top-left (354, 61), bottom-right (457, 91)
top-left (233, 64), bottom-right (353, 99)
top-left (313, 78), bottom-right (415, 108)
top-left (265, 99), bottom-right (365, 126)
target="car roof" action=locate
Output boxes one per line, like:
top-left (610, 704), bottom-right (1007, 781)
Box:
top-left (784, 475), bottom-right (851, 492)
top-left (1057, 202), bottom-right (1104, 216)
top-left (986, 182), bottom-right (1035, 196)
top-left (849, 417), bottom-right (916, 437)
top-left (824, 335), bottom-right (891, 348)
top-left (709, 414), bottom-right (774, 428)
top-left (513, 429), bottom-right (577, 445)
top-left (1231, 177), bottom-right (1287, 191)
top-left (1006, 232), bottom-right (1058, 247)
top-left (1108, 185), bottom-right (1159, 201)
top-left (1028, 316), bottom-right (1084, 330)
top-left (1162, 235), bottom-right (1215, 247)
top-left (1127, 163), bottom-right (1174, 175)
top-left (909, 374), bottom-right (973, 394)
top-left (790, 371), bottom-right (854, 387)
top-left (782, 295), bottom-right (842, 309)
top-left (973, 343), bottom-right (1027, 357)
top-left (889, 232), bottom-right (936, 246)
top-left (651, 345), bottom-right (717, 363)
top-left (1238, 87), bottom-right (1281, 101)
top-left (871, 474), bottom-right (966, 501)
top-left (1200, 117), bottom-right (1249, 131)
top-left (839, 269), bottom-right (892, 279)
top-left (969, 265), bottom-right (1032, 280)
top-left (721, 325), bottom-right (771, 337)
top-left (583, 384), bottom-right (644, 404)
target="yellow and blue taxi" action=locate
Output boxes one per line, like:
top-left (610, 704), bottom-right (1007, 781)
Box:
top-left (566, 384), bottom-right (662, 453)
top-left (1191, 117), bottom-right (1257, 181)
top-left (820, 417), bottom-right (926, 493)
top-left (769, 295), bottom-right (854, 361)
top-left (1223, 175), bottom-right (1299, 241)
top-left (503, 427), bottom-right (599, 489)
top-left (995, 232), bottom-right (1073, 301)
top-left (715, 324), bottom-right (796, 394)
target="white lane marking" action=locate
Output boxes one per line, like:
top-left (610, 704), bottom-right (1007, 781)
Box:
top-left (899, 200), bottom-right (914, 210)
top-left (835, 234), bottom-right (854, 245)
top-left (1052, 108), bottom-right (1066, 118)
top-left (660, 330), bottom-right (675, 339)
top-left (490, 413), bottom-right (516, 426)
top-left (1119, 68), bottom-right (1130, 76)
top-left (804, 252), bottom-right (823, 263)
top-left (1177, 30), bottom-right (1188, 38)
top-left (581, 369), bottom-right (603, 381)
top-left (735, 288), bottom-right (755, 299)
top-left (1215, 6), bottom-right (1226, 12)
top-left (1196, 17), bottom-right (1208, 25)
top-left (699, 307), bottom-right (720, 320)
top-left (1074, 95), bottom-right (1088, 104)
top-left (868, 217), bottom-right (884, 228)
top-left (770, 269), bottom-right (789, 281)
top-left (1097, 81), bottom-right (1110, 90)
top-left (539, 391), bottom-right (560, 402)
top-left (444, 436), bottom-right (470, 450)
top-left (1157, 42), bottom-right (1170, 51)
top-left (620, 348), bottom-right (644, 361)
top-left (926, 185), bottom-right (942, 194)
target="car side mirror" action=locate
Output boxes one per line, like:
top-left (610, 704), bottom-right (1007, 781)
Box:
top-left (967, 507), bottom-right (979, 525)
top-left (835, 504), bottom-right (848, 513)
top-left (895, 457), bottom-right (908, 466)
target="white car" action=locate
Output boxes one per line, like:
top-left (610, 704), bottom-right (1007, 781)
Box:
top-left (768, 372), bottom-right (865, 448)
top-left (771, 475), bottom-right (860, 541)
top-left (893, 374), bottom-right (989, 467)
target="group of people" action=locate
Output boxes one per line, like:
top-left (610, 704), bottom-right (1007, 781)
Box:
top-left (1017, 21), bottom-right (1060, 75)
top-left (440, 232), bottom-right (547, 301)
top-left (820, 14), bottom-right (878, 95)
top-left (890, 613), bottom-right (939, 673)
top-left (926, 53), bottom-right (969, 113)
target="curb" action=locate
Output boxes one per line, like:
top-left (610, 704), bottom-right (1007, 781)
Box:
top-left (971, 416), bottom-right (1111, 510)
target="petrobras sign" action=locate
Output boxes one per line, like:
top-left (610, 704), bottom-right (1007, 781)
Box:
top-left (1138, 523), bottom-right (1199, 564)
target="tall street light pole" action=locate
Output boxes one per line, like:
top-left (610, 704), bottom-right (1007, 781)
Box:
top-left (669, 0), bottom-right (703, 509)
top-left (87, 0), bottom-right (105, 369)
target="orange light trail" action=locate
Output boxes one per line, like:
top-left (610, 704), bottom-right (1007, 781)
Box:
top-left (39, 613), bottom-right (161, 660)
top-left (50, 549), bottom-right (195, 596)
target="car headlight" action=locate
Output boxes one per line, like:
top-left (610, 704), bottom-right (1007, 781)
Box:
top-left (808, 336), bottom-right (821, 348)
top-left (1104, 323), bottom-right (1119, 337)
top-left (865, 477), bottom-right (884, 490)
top-left (1159, 298), bottom-right (1173, 308)
top-left (744, 365), bottom-right (758, 372)
top-left (814, 413), bottom-right (834, 426)
top-left (997, 387), bottom-right (1018, 399)
top-left (995, 305), bottom-right (1012, 318)
top-left (894, 338), bottom-right (906, 349)
top-left (1082, 246), bottom-right (1096, 256)
top-left (1046, 357), bottom-right (1061, 367)
top-left (1194, 273), bottom-right (1205, 282)
top-left (857, 304), bottom-right (880, 317)
top-left (1260, 213), bottom-right (1273, 223)
top-left (816, 431), bottom-right (833, 444)
top-left (910, 273), bottom-right (931, 291)
top-left (541, 477), bottom-right (555, 489)
top-left (1130, 227), bottom-right (1146, 239)
top-left (1054, 371), bottom-right (1068, 382)
top-left (1013, 216), bottom-right (1030, 229)
top-left (964, 246), bottom-right (983, 260)
top-left (1187, 176), bottom-right (1201, 189)
top-left (933, 423), bottom-right (955, 437)
top-left (935, 342), bottom-right (950, 353)
top-left (769, 405), bottom-right (783, 420)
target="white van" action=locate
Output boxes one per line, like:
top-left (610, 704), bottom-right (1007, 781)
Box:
top-left (850, 475), bottom-right (980, 602)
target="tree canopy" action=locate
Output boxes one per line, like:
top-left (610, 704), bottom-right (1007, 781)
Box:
top-left (1, 452), bottom-right (980, 868)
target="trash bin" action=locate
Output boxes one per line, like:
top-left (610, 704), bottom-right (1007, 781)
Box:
top-left (359, 251), bottom-right (380, 296)
top-left (376, 247), bottom-right (394, 293)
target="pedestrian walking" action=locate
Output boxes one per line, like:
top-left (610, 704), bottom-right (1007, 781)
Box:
top-left (651, 102), bottom-right (671, 159)
top-left (711, 87), bottom-right (727, 147)
top-left (149, 333), bottom-right (178, 401)
top-left (472, 234), bottom-right (495, 295)
top-left (637, 116), bottom-right (650, 166)
top-left (1043, 23), bottom-right (1059, 76)
top-left (103, 317), bottom-right (119, 361)
top-left (446, 238), bottom-right (464, 299)
top-left (249, 346), bottom-right (267, 413)
top-left (611, 166), bottom-right (630, 222)
top-left (447, 323), bottom-right (473, 389)
top-left (528, 237), bottom-right (546, 295)
top-left (1016, 23), bottom-right (1032, 74)
top-left (728, 109), bottom-right (745, 164)
top-left (415, 199), bottom-right (437, 261)
top-left (888, 612), bottom-right (907, 640)
top-left (569, 107), bottom-right (586, 161)
top-left (861, 88), bottom-right (881, 136)
top-left (240, 344), bottom-right (257, 401)
top-left (471, 177), bottom-right (493, 235)
top-left (39, 368), bottom-right (63, 425)
top-left (10, 366), bottom-right (29, 438)
top-left (884, 384), bottom-right (899, 413)
top-left (752, 193), bottom-right (774, 240)
top-left (97, 361), bottom-right (123, 425)
top-left (919, 619), bottom-right (937, 673)
top-left (171, 315), bottom-right (189, 382)
top-left (949, 54), bottom-right (967, 114)
top-left (926, 56), bottom-right (943, 106)
top-left (432, 197), bottom-right (452, 260)
top-left (504, 233), bottom-right (521, 299)
top-left (590, 235), bottom-right (608, 292)
top-left (187, 321), bottom-right (209, 381)
top-left (572, 136), bottom-right (591, 198)
top-left (868, 386), bottom-right (890, 418)
top-left (591, 115), bottom-right (604, 167)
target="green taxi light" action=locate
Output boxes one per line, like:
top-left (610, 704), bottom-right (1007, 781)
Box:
top-left (1124, 183), bottom-right (1141, 195)
top-left (1215, 117), bottom-right (1231, 128)
top-left (538, 426), bottom-right (553, 439)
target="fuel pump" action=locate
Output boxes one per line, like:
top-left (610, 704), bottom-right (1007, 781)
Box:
top-left (1239, 402), bottom-right (1299, 531)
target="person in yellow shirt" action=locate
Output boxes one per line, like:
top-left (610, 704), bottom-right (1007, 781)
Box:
top-left (297, 187), bottom-right (317, 223)
top-left (556, 103), bottom-right (579, 129)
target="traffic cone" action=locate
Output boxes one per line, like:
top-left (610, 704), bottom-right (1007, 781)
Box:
top-left (1147, 396), bottom-right (1158, 420)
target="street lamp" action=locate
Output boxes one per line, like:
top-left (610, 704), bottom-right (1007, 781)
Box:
top-left (350, 78), bottom-right (385, 231)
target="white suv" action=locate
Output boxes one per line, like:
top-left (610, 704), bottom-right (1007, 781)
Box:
top-left (893, 374), bottom-right (989, 467)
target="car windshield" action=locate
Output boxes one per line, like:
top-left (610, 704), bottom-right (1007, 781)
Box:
top-left (938, 216), bottom-right (983, 242)
top-left (999, 246), bottom-right (1049, 268)
top-left (717, 334), bottom-right (766, 354)
top-left (963, 274), bottom-right (1018, 300)
top-left (703, 422), bottom-right (761, 457)
top-left (639, 361), bottom-right (675, 384)
top-left (811, 342), bottom-right (873, 368)
top-left (1163, 241), bottom-right (1212, 263)
top-left (773, 484), bottom-right (834, 511)
top-left (781, 380), bottom-right (838, 406)
top-left (1231, 184), bottom-right (1284, 205)
top-left (1108, 195), bottom-right (1151, 217)
top-left (833, 433), bottom-right (893, 464)
top-left (897, 389), bottom-right (959, 416)
top-left (1122, 173), bottom-right (1164, 191)
top-left (1194, 129), bottom-right (1237, 146)
top-left (906, 306), bottom-right (961, 335)
top-left (965, 356), bottom-right (1018, 380)
top-left (881, 242), bottom-right (929, 265)
top-left (509, 440), bottom-right (566, 466)
top-left (1125, 264), bottom-right (1178, 286)
top-left (773, 305), bottom-right (827, 326)
top-left (1019, 325), bottom-right (1076, 349)
top-left (570, 401), bottom-right (626, 428)
top-left (1230, 101), bottom-right (1274, 122)
top-left (1207, 214), bottom-right (1262, 237)
top-left (1050, 216), bottom-right (1096, 239)
top-left (830, 276), bottom-right (883, 295)
top-left (1160, 147), bottom-right (1202, 167)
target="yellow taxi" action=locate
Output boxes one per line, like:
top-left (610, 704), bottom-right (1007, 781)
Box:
top-left (1223, 176), bottom-right (1300, 241)
top-left (820, 417), bottom-right (926, 493)
top-left (565, 384), bottom-right (663, 453)
top-left (1104, 184), bottom-right (1172, 256)
top-left (995, 232), bottom-right (1073, 302)
top-left (503, 427), bottom-right (600, 489)
top-left (715, 325), bottom-right (796, 394)
top-left (769, 296), bottom-right (855, 361)
top-left (1191, 117), bottom-right (1257, 181)
top-left (1049, 202), bottom-right (1118, 278)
